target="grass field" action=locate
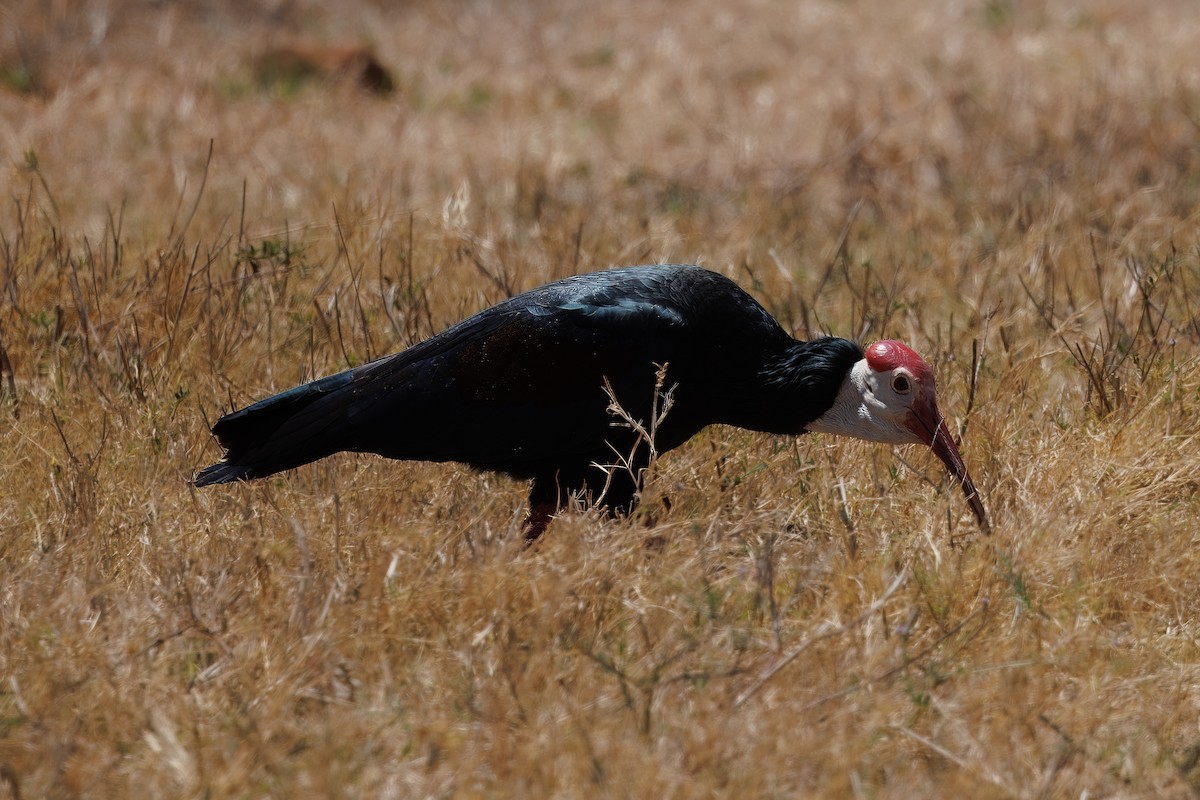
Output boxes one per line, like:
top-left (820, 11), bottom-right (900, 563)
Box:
top-left (3, 0), bottom-right (1200, 796)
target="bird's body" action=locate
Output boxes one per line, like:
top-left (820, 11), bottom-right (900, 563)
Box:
top-left (196, 264), bottom-right (987, 536)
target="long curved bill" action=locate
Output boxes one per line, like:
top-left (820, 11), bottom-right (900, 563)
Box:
top-left (909, 397), bottom-right (990, 534)
top-left (929, 418), bottom-right (990, 533)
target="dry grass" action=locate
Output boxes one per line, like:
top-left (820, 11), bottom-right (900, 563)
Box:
top-left (2, 0), bottom-right (1200, 796)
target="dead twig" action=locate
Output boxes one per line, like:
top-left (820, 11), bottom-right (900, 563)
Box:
top-left (734, 567), bottom-right (908, 708)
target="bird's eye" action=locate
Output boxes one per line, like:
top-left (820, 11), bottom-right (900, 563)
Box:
top-left (891, 374), bottom-right (911, 394)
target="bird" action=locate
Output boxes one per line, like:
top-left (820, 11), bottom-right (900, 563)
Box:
top-left (195, 264), bottom-right (989, 539)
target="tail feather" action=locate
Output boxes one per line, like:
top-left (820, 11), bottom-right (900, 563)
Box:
top-left (193, 460), bottom-right (255, 486)
top-left (194, 370), bottom-right (357, 486)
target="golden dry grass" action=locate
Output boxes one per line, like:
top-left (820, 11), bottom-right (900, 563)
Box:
top-left (2, 0), bottom-right (1200, 796)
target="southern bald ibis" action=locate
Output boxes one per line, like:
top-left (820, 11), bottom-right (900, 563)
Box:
top-left (195, 264), bottom-right (988, 538)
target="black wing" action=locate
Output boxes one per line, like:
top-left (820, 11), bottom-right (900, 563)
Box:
top-left (195, 265), bottom-right (722, 485)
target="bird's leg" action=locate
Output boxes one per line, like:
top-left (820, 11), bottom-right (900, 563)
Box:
top-left (524, 475), bottom-right (563, 544)
top-left (523, 501), bottom-right (556, 544)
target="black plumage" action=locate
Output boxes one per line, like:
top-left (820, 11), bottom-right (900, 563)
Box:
top-left (196, 264), bottom-right (865, 537)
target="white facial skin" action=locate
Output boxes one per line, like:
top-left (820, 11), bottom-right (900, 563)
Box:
top-left (805, 359), bottom-right (928, 446)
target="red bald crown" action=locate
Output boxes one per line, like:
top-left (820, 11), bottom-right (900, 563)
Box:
top-left (865, 340), bottom-right (934, 384)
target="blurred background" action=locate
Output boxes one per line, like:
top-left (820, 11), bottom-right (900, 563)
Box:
top-left (6, 1), bottom-right (1196, 249)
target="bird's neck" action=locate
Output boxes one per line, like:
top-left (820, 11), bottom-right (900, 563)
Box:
top-left (735, 336), bottom-right (865, 435)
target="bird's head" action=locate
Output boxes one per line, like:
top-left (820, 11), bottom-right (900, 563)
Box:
top-left (806, 340), bottom-right (989, 531)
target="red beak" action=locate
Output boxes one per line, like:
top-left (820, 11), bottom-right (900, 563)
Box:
top-left (907, 397), bottom-right (990, 533)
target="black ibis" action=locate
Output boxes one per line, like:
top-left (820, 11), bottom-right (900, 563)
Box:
top-left (195, 264), bottom-right (988, 538)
